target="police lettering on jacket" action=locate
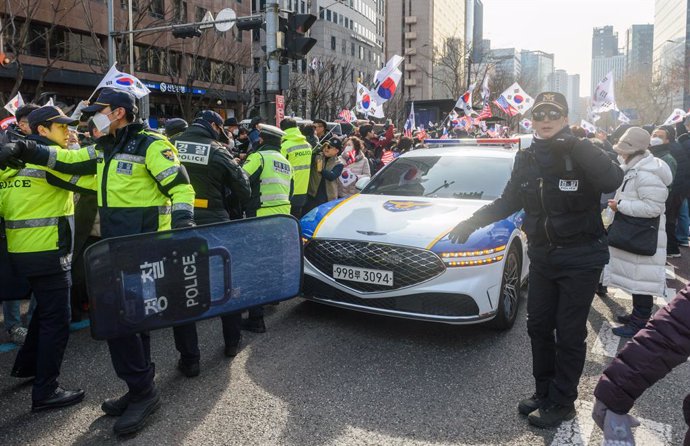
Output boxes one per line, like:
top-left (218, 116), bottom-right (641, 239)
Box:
top-left (0, 179), bottom-right (31, 189)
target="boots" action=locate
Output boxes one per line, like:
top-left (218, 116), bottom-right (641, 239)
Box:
top-left (518, 393), bottom-right (547, 415)
top-left (527, 400), bottom-right (576, 428)
top-left (113, 387), bottom-right (161, 436)
top-left (612, 308), bottom-right (650, 338)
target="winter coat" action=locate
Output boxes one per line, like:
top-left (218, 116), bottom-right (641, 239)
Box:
top-left (308, 153), bottom-right (343, 204)
top-left (602, 152), bottom-right (672, 296)
top-left (338, 151), bottom-right (371, 198)
top-left (594, 285), bottom-right (690, 445)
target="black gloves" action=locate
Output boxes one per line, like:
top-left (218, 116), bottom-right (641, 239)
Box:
top-left (0, 140), bottom-right (39, 170)
top-left (171, 210), bottom-right (195, 229)
top-left (448, 221), bottom-right (478, 244)
top-left (0, 142), bottom-right (24, 170)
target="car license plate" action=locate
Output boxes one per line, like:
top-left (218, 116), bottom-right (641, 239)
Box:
top-left (333, 264), bottom-right (393, 286)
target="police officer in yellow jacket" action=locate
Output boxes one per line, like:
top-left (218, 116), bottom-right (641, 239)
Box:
top-left (279, 118), bottom-right (311, 218)
top-left (0, 105), bottom-right (96, 411)
top-left (0, 89), bottom-right (195, 436)
top-left (241, 124), bottom-right (292, 332)
top-left (243, 124), bottom-right (293, 217)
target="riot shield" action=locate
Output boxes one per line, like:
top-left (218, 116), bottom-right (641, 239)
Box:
top-left (84, 215), bottom-right (302, 340)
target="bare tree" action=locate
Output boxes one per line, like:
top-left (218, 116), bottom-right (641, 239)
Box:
top-left (617, 60), bottom-right (686, 125)
top-left (158, 27), bottom-right (251, 121)
top-left (431, 37), bottom-right (470, 100)
top-left (284, 56), bottom-right (354, 120)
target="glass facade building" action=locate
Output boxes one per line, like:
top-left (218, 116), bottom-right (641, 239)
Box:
top-left (653, 0), bottom-right (690, 110)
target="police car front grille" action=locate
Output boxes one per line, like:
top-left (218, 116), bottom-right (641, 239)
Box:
top-left (303, 276), bottom-right (479, 317)
top-left (304, 239), bottom-right (446, 292)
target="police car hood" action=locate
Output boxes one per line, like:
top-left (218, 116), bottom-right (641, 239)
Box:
top-left (312, 194), bottom-right (490, 248)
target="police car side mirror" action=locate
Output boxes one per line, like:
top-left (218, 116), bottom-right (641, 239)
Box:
top-left (355, 177), bottom-right (371, 190)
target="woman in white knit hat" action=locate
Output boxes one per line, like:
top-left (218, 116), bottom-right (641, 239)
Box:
top-left (602, 126), bottom-right (673, 337)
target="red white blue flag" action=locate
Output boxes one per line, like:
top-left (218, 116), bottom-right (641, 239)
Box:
top-left (95, 63), bottom-right (151, 98)
top-left (493, 95), bottom-right (519, 117)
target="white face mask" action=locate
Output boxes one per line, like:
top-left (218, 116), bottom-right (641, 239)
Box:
top-left (650, 137), bottom-right (664, 146)
top-left (93, 110), bottom-right (115, 134)
top-left (232, 128), bottom-right (239, 136)
top-left (343, 144), bottom-right (353, 154)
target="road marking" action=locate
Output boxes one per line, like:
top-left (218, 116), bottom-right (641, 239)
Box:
top-left (591, 321), bottom-right (619, 358)
top-left (551, 401), bottom-right (595, 446)
top-left (635, 418), bottom-right (673, 446)
top-left (551, 401), bottom-right (673, 445)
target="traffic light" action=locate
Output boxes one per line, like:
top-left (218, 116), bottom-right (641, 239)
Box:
top-left (236, 18), bottom-right (263, 31)
top-left (284, 13), bottom-right (317, 60)
top-left (172, 26), bottom-right (202, 39)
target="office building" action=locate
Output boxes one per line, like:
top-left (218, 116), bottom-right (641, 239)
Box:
top-left (520, 50), bottom-right (554, 95)
top-left (652, 0), bottom-right (690, 110)
top-left (593, 26), bottom-right (620, 58)
top-left (625, 24), bottom-right (654, 81)
top-left (386, 0), bottom-right (472, 100)
top-left (0, 0), bottom-right (253, 124)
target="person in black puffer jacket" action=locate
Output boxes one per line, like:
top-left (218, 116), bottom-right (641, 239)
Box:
top-left (655, 125), bottom-right (690, 257)
top-left (170, 110), bottom-right (252, 375)
top-left (449, 92), bottom-right (624, 429)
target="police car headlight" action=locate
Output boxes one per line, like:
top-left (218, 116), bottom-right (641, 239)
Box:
top-left (439, 245), bottom-right (506, 267)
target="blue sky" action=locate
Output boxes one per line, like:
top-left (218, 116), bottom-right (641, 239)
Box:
top-left (483, 0), bottom-right (655, 95)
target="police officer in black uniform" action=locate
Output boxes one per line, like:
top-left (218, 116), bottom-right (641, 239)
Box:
top-left (449, 92), bottom-right (624, 429)
top-left (171, 110), bottom-right (252, 375)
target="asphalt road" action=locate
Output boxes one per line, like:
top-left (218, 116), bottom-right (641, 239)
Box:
top-left (0, 253), bottom-right (688, 446)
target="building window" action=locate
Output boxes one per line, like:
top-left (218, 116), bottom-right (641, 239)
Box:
top-left (333, 12), bottom-right (338, 24)
top-left (253, 57), bottom-right (260, 73)
top-left (326, 10), bottom-right (331, 21)
top-left (351, 42), bottom-right (355, 56)
top-left (149, 0), bottom-right (164, 18)
top-left (195, 6), bottom-right (207, 23)
top-left (331, 36), bottom-right (336, 50)
top-left (120, 0), bottom-right (139, 10)
top-left (173, 0), bottom-right (187, 22)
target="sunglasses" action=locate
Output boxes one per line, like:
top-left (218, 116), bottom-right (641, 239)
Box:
top-left (532, 109), bottom-right (563, 122)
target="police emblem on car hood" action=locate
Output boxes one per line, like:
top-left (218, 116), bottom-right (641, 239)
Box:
top-left (383, 200), bottom-right (433, 212)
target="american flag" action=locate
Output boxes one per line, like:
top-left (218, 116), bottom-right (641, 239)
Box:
top-left (381, 150), bottom-right (396, 165)
top-left (440, 127), bottom-right (449, 139)
top-left (493, 95), bottom-right (519, 117)
top-left (337, 108), bottom-right (352, 123)
top-left (477, 102), bottom-right (492, 120)
top-left (416, 128), bottom-right (427, 141)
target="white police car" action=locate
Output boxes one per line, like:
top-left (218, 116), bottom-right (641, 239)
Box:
top-left (300, 138), bottom-right (530, 330)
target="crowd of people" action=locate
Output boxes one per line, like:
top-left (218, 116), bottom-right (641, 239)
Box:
top-left (0, 88), bottom-right (690, 444)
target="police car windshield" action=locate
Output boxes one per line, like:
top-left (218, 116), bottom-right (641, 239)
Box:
top-left (362, 155), bottom-right (513, 200)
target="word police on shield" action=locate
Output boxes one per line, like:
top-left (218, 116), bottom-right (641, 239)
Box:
top-left (84, 216), bottom-right (303, 340)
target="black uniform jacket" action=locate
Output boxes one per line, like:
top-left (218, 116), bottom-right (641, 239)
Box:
top-left (174, 123), bottom-right (251, 224)
top-left (464, 127), bottom-right (624, 262)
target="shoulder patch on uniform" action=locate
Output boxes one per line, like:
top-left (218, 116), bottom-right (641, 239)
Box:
top-left (161, 149), bottom-right (177, 161)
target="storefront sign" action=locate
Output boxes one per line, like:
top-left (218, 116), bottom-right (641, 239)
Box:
top-left (144, 81), bottom-right (206, 96)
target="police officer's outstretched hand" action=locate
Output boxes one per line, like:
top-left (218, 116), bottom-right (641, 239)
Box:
top-left (448, 221), bottom-right (477, 244)
top-left (0, 141), bottom-right (32, 170)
